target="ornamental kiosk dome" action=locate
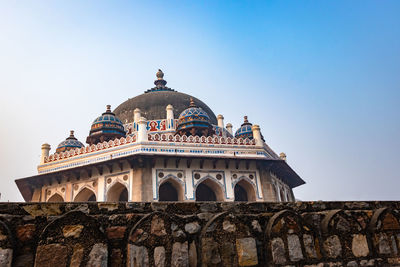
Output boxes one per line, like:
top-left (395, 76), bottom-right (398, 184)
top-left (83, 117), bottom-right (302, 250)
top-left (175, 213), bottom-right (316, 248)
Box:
top-left (235, 116), bottom-right (254, 139)
top-left (56, 130), bottom-right (84, 153)
top-left (113, 70), bottom-right (217, 125)
top-left (86, 105), bottom-right (126, 145)
top-left (235, 116), bottom-right (265, 141)
top-left (176, 98), bottom-right (214, 137)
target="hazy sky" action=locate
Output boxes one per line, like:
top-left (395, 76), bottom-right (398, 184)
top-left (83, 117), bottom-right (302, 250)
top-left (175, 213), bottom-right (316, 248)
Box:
top-left (0, 1), bottom-right (399, 202)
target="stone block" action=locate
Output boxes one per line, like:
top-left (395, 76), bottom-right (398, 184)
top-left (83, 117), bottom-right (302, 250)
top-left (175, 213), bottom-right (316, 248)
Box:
top-left (98, 203), bottom-right (119, 211)
top-left (70, 244), bottom-right (84, 267)
top-left (352, 234), bottom-right (369, 257)
top-left (172, 241), bottom-right (189, 267)
top-left (106, 226), bottom-right (126, 239)
top-left (185, 222), bottom-right (201, 234)
top-left (359, 259), bottom-right (376, 266)
top-left (0, 248), bottom-right (12, 267)
top-left (130, 228), bottom-right (149, 243)
top-left (87, 243), bottom-right (108, 267)
top-left (347, 261), bottom-right (358, 267)
top-left (16, 224), bottom-right (35, 242)
top-left (127, 244), bottom-right (149, 267)
top-left (201, 237), bottom-right (221, 266)
top-left (34, 244), bottom-right (68, 267)
top-left (382, 213), bottom-right (400, 230)
top-left (62, 224), bottom-right (84, 238)
top-left (287, 234), bottom-right (303, 261)
top-left (388, 257), bottom-right (400, 265)
top-left (151, 215), bottom-right (167, 236)
top-left (223, 220), bottom-right (236, 232)
top-left (236, 237), bottom-right (258, 266)
top-left (271, 237), bottom-right (286, 264)
top-left (376, 233), bottom-right (391, 255)
top-left (303, 234), bottom-right (318, 258)
top-left (154, 246), bottom-right (165, 267)
top-left (323, 235), bottom-right (342, 258)
top-left (23, 204), bottom-right (62, 217)
top-left (251, 220), bottom-right (262, 232)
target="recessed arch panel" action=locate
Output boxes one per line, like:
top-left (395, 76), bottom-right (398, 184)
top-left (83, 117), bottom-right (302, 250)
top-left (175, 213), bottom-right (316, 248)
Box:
top-left (195, 178), bottom-right (224, 201)
top-left (74, 187), bottom-right (96, 202)
top-left (159, 178), bottom-right (184, 201)
top-left (234, 179), bottom-right (256, 202)
top-left (107, 182), bottom-right (128, 201)
top-left (47, 193), bottom-right (64, 202)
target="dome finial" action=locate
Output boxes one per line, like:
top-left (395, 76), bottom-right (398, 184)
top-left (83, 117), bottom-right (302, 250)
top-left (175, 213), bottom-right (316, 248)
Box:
top-left (244, 116), bottom-right (248, 123)
top-left (106, 105), bottom-right (111, 112)
top-left (154, 69), bottom-right (167, 88)
top-left (189, 97), bottom-right (196, 107)
top-left (156, 69), bottom-right (164, 79)
top-left (70, 130), bottom-right (75, 137)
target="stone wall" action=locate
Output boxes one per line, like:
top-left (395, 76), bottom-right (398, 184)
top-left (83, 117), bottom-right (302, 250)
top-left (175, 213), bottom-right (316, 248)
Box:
top-left (0, 201), bottom-right (400, 266)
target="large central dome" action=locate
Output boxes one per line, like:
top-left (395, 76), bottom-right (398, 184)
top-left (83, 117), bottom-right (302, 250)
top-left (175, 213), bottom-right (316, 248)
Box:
top-left (114, 70), bottom-right (217, 125)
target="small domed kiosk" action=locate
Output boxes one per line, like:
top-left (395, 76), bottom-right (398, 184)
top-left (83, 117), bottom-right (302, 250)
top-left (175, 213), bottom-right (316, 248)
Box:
top-left (56, 130), bottom-right (84, 153)
top-left (175, 98), bottom-right (215, 137)
top-left (235, 116), bottom-right (254, 139)
top-left (86, 105), bottom-right (126, 145)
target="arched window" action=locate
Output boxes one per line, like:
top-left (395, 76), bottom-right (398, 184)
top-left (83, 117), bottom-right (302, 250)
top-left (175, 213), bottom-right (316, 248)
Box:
top-left (159, 182), bottom-right (177, 201)
top-left (159, 179), bottom-right (184, 201)
top-left (48, 193), bottom-right (64, 202)
top-left (195, 179), bottom-right (224, 201)
top-left (234, 179), bottom-right (256, 202)
top-left (107, 182), bottom-right (129, 202)
top-left (74, 188), bottom-right (96, 202)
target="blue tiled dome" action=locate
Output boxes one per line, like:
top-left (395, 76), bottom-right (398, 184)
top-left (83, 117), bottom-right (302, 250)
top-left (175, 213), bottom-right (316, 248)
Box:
top-left (56, 130), bottom-right (84, 153)
top-left (86, 105), bottom-right (126, 144)
top-left (176, 98), bottom-right (214, 136)
top-left (235, 116), bottom-right (254, 139)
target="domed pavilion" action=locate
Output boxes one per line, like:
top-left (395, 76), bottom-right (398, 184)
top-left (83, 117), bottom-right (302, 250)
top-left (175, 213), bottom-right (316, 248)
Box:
top-left (15, 70), bottom-right (304, 203)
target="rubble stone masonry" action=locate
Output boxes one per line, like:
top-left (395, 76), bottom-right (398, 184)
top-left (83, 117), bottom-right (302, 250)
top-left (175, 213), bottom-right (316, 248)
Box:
top-left (1, 201), bottom-right (400, 266)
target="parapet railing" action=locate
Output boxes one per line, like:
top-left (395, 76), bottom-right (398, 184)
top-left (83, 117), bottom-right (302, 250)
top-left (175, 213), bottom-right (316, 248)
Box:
top-left (44, 134), bottom-right (257, 164)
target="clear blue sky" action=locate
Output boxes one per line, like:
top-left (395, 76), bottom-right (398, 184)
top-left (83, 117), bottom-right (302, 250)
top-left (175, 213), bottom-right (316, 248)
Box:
top-left (0, 1), bottom-right (399, 201)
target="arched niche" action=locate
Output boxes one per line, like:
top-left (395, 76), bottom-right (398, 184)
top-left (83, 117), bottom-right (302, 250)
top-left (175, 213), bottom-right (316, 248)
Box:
top-left (107, 182), bottom-right (128, 201)
top-left (234, 179), bottom-right (256, 202)
top-left (127, 212), bottom-right (185, 267)
top-left (47, 193), bottom-right (64, 202)
top-left (159, 178), bottom-right (184, 201)
top-left (200, 212), bottom-right (262, 266)
top-left (195, 178), bottom-right (224, 201)
top-left (34, 211), bottom-right (107, 267)
top-left (266, 210), bottom-right (316, 264)
top-left (74, 187), bottom-right (96, 202)
top-left (321, 209), bottom-right (366, 258)
top-left (369, 208), bottom-right (400, 256)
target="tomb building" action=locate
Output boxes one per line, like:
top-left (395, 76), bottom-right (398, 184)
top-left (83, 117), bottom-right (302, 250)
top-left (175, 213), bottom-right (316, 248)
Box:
top-left (15, 70), bottom-right (304, 202)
